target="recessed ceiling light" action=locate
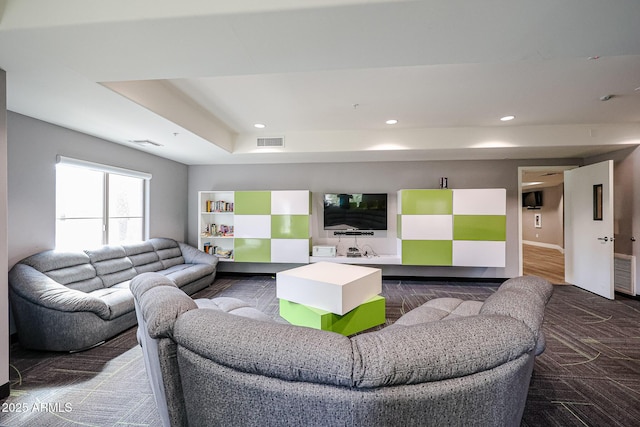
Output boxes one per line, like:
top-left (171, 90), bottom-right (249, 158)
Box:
top-left (500, 115), bottom-right (515, 122)
top-left (254, 123), bottom-right (266, 129)
top-left (385, 119), bottom-right (398, 125)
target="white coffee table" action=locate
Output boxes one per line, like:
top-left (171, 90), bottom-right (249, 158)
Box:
top-left (276, 262), bottom-right (382, 315)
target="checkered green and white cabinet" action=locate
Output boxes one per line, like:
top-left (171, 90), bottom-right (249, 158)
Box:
top-left (397, 189), bottom-right (506, 267)
top-left (198, 190), bottom-right (311, 263)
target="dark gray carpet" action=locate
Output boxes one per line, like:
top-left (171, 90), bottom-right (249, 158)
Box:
top-left (2, 276), bottom-right (639, 426)
top-left (522, 285), bottom-right (640, 426)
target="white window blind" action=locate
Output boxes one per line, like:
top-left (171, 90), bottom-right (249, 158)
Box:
top-left (56, 155), bottom-right (152, 180)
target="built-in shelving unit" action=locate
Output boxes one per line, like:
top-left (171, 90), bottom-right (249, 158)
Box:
top-left (198, 191), bottom-right (235, 260)
top-left (198, 190), bottom-right (312, 263)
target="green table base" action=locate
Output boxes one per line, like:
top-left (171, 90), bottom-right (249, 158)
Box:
top-left (279, 295), bottom-right (385, 336)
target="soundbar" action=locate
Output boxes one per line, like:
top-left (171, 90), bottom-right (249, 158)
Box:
top-left (333, 231), bottom-right (374, 236)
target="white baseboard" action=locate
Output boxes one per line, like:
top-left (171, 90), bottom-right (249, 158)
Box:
top-left (523, 241), bottom-right (564, 254)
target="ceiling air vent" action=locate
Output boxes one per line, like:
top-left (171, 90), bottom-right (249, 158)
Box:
top-left (129, 139), bottom-right (163, 147)
top-left (257, 137), bottom-right (285, 148)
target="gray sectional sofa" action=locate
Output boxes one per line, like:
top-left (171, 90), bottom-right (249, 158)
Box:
top-left (8, 238), bottom-right (218, 352)
top-left (131, 272), bottom-right (553, 427)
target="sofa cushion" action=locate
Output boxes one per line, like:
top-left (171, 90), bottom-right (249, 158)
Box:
top-left (21, 250), bottom-right (89, 272)
top-left (222, 306), bottom-right (273, 321)
top-left (123, 242), bottom-right (164, 273)
top-left (158, 249), bottom-right (185, 269)
top-left (149, 238), bottom-right (185, 269)
top-left (350, 315), bottom-right (535, 388)
top-left (90, 288), bottom-right (135, 320)
top-left (20, 250), bottom-right (103, 293)
top-left (45, 264), bottom-right (104, 293)
top-left (160, 264), bottom-right (216, 288)
top-left (195, 296), bottom-right (252, 312)
top-left (392, 298), bottom-right (483, 326)
top-left (174, 309), bottom-right (355, 387)
top-left (195, 297), bottom-right (273, 322)
top-left (85, 245), bottom-right (138, 287)
top-left (111, 280), bottom-right (133, 290)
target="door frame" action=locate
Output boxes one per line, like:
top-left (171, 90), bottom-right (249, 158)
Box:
top-left (518, 165), bottom-right (577, 276)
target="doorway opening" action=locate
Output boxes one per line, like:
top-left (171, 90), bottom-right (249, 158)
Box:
top-left (518, 166), bottom-right (576, 284)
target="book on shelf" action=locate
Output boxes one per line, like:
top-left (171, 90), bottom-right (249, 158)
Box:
top-left (206, 200), bottom-right (234, 213)
top-left (202, 242), bottom-right (233, 259)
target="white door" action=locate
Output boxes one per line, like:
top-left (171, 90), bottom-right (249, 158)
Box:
top-left (564, 160), bottom-right (614, 299)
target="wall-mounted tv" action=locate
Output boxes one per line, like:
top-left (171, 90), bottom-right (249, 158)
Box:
top-left (522, 190), bottom-right (543, 208)
top-left (323, 193), bottom-right (388, 230)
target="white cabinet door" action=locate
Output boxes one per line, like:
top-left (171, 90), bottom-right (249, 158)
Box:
top-left (271, 190), bottom-right (310, 215)
top-left (234, 215), bottom-right (271, 239)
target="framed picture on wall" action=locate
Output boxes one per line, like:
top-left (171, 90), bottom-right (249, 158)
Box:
top-left (534, 213), bottom-right (542, 228)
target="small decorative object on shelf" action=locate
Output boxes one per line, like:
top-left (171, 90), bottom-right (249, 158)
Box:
top-left (210, 224), bottom-right (234, 237)
top-left (215, 247), bottom-right (233, 259)
top-left (201, 224), bottom-right (235, 238)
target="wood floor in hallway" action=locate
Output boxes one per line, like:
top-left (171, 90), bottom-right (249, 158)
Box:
top-left (523, 244), bottom-right (568, 284)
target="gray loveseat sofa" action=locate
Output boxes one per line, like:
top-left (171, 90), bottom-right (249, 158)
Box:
top-left (132, 272), bottom-right (552, 427)
top-left (8, 238), bottom-right (218, 352)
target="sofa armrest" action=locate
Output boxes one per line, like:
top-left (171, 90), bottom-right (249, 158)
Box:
top-left (178, 242), bottom-right (219, 267)
top-left (480, 275), bottom-right (553, 342)
top-left (9, 264), bottom-right (111, 319)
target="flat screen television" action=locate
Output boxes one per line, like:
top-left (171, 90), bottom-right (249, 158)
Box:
top-left (522, 190), bottom-right (543, 208)
top-left (323, 193), bottom-right (388, 230)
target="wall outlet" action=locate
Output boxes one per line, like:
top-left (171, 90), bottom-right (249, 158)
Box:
top-left (535, 233), bottom-right (539, 238)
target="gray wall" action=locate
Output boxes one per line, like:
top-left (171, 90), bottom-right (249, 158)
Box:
top-left (189, 158), bottom-right (578, 278)
top-left (610, 148), bottom-right (636, 256)
top-left (7, 112), bottom-right (189, 267)
top-left (522, 185), bottom-right (564, 249)
top-left (587, 147), bottom-right (637, 255)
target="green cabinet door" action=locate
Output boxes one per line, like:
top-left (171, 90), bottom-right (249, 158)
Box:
top-left (234, 238), bottom-right (271, 262)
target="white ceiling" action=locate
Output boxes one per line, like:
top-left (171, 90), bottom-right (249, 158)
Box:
top-left (1, 0), bottom-right (639, 165)
top-left (522, 167), bottom-right (572, 190)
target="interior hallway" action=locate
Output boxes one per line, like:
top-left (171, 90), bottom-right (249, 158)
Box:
top-left (523, 244), bottom-right (567, 284)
